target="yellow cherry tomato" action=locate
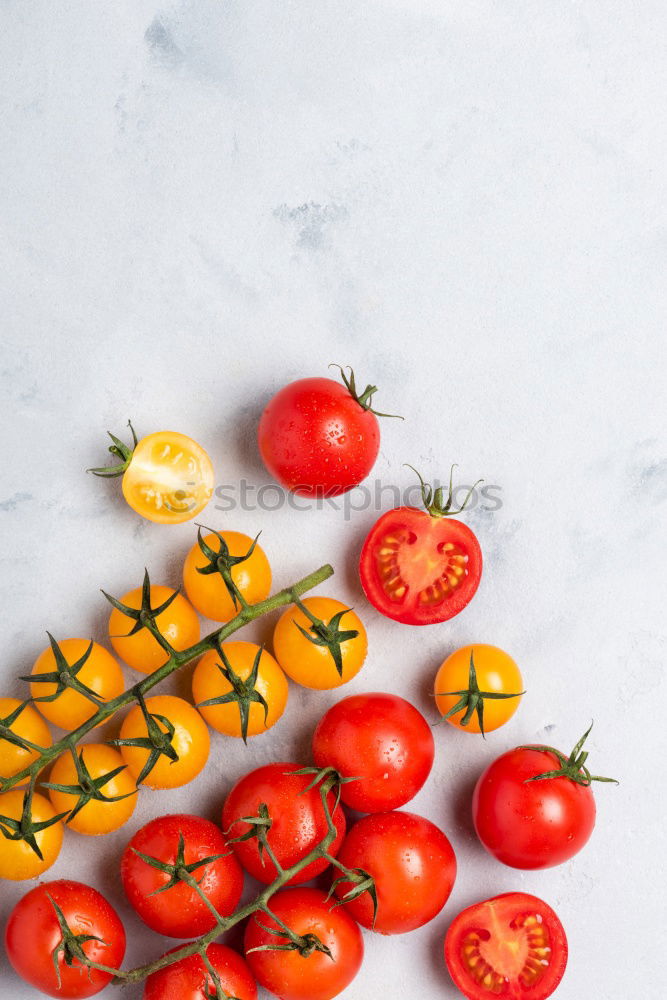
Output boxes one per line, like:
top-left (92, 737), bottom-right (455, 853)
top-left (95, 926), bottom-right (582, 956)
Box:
top-left (46, 744), bottom-right (137, 835)
top-left (0, 698), bottom-right (52, 786)
top-left (0, 789), bottom-right (64, 880)
top-left (109, 585), bottom-right (200, 674)
top-left (272, 597), bottom-right (367, 690)
top-left (434, 644), bottom-right (524, 734)
top-left (91, 426), bottom-right (214, 524)
top-left (30, 639), bottom-right (124, 731)
top-left (183, 530), bottom-right (272, 621)
top-left (192, 641), bottom-right (288, 740)
top-left (118, 695), bottom-right (209, 789)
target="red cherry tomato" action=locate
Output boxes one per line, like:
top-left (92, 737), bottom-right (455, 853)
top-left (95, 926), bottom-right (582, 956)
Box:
top-left (333, 811), bottom-right (457, 934)
top-left (360, 503), bottom-right (482, 624)
top-left (5, 879), bottom-right (126, 998)
top-left (311, 692), bottom-right (434, 812)
top-left (221, 762), bottom-right (345, 885)
top-left (244, 887), bottom-right (363, 1000)
top-left (472, 728), bottom-right (614, 869)
top-left (444, 892), bottom-right (568, 1000)
top-left (258, 368), bottom-right (397, 496)
top-left (143, 944), bottom-right (257, 1000)
top-left (121, 813), bottom-right (243, 937)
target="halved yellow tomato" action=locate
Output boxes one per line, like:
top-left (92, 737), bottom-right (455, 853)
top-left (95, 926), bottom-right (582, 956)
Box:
top-left (91, 426), bottom-right (214, 524)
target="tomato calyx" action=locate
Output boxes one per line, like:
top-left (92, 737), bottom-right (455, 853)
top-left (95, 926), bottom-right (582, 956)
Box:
top-left (21, 633), bottom-right (104, 709)
top-left (110, 691), bottom-right (179, 785)
top-left (327, 864), bottom-right (378, 928)
top-left (292, 598), bottom-right (360, 679)
top-left (45, 892), bottom-right (116, 986)
top-left (406, 464), bottom-right (483, 519)
top-left (195, 640), bottom-right (270, 744)
top-left (435, 649), bottom-right (525, 738)
top-left (0, 700), bottom-right (45, 758)
top-left (248, 908), bottom-right (333, 961)
top-left (103, 569), bottom-right (180, 652)
top-left (0, 781), bottom-right (68, 858)
top-left (87, 420), bottom-right (139, 478)
top-left (194, 525), bottom-right (262, 612)
top-left (200, 955), bottom-right (241, 1000)
top-left (130, 830), bottom-right (231, 897)
top-left (329, 364), bottom-right (403, 419)
top-left (225, 801), bottom-right (274, 867)
top-left (41, 745), bottom-right (137, 823)
top-left (520, 723), bottom-right (618, 787)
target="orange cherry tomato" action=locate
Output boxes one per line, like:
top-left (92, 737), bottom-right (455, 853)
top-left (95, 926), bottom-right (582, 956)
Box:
top-left (272, 597), bottom-right (367, 690)
top-left (109, 585), bottom-right (200, 674)
top-left (434, 644), bottom-right (523, 735)
top-left (91, 426), bottom-right (214, 524)
top-left (183, 530), bottom-right (272, 621)
top-left (29, 638), bottom-right (124, 730)
top-left (0, 789), bottom-right (64, 880)
top-left (192, 641), bottom-right (288, 741)
top-left (117, 695), bottom-right (210, 789)
top-left (0, 698), bottom-right (52, 785)
top-left (46, 743), bottom-right (137, 835)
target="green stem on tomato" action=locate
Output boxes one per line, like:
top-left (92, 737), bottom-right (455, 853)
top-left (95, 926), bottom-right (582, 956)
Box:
top-left (0, 563), bottom-right (334, 795)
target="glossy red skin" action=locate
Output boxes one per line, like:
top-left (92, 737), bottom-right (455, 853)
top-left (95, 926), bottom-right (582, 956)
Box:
top-left (121, 814), bottom-right (244, 937)
top-left (143, 944), bottom-right (257, 1000)
top-left (472, 746), bottom-right (597, 869)
top-left (444, 892), bottom-right (568, 1000)
top-left (5, 880), bottom-right (126, 999)
top-left (222, 762), bottom-right (346, 885)
top-left (244, 887), bottom-right (363, 1000)
top-left (334, 811), bottom-right (457, 934)
top-left (359, 506), bottom-right (482, 625)
top-left (312, 692), bottom-right (434, 812)
top-left (258, 377), bottom-right (380, 496)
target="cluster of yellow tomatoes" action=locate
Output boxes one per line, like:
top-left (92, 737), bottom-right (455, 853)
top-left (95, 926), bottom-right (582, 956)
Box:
top-left (0, 527), bottom-right (368, 882)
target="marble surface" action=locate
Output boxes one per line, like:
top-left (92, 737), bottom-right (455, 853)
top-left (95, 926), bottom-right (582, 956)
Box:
top-left (1, 2), bottom-right (665, 997)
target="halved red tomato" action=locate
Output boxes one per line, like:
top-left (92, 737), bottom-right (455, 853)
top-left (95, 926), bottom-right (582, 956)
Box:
top-left (444, 892), bottom-right (568, 1000)
top-left (360, 467), bottom-right (483, 625)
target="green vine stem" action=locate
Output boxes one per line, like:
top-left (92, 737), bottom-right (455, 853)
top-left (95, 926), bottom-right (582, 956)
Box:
top-left (0, 562), bottom-right (334, 795)
top-left (104, 769), bottom-right (368, 985)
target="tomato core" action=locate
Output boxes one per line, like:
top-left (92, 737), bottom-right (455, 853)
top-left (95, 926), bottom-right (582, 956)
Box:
top-left (461, 909), bottom-right (553, 994)
top-left (372, 521), bottom-right (469, 606)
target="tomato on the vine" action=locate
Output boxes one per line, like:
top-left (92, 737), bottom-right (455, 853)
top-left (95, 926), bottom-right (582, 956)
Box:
top-left (359, 468), bottom-right (482, 625)
top-left (244, 887), bottom-right (363, 1000)
top-left (183, 529), bottom-right (272, 621)
top-left (90, 424), bottom-right (214, 524)
top-left (192, 641), bottom-right (288, 741)
top-left (273, 597), bottom-right (367, 690)
top-left (258, 366), bottom-right (401, 496)
top-left (222, 763), bottom-right (346, 885)
top-left (108, 583), bottom-right (200, 675)
top-left (144, 944), bottom-right (257, 1000)
top-left (0, 697), bottom-right (52, 783)
top-left (116, 694), bottom-right (210, 789)
top-left (121, 813), bottom-right (243, 938)
top-left (444, 892), bottom-right (568, 1000)
top-left (29, 637), bottom-right (124, 730)
top-left (472, 725), bottom-right (615, 869)
top-left (312, 692), bottom-right (434, 812)
top-left (0, 788), bottom-right (64, 880)
top-left (45, 743), bottom-right (137, 835)
top-left (434, 644), bottom-right (524, 735)
top-left (333, 811), bottom-right (456, 934)
top-left (5, 879), bottom-right (126, 998)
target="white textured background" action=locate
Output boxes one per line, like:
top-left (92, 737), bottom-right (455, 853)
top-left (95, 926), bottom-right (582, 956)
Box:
top-left (1, 2), bottom-right (665, 998)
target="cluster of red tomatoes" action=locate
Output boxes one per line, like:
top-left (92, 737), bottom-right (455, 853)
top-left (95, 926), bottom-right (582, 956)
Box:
top-left (1, 367), bottom-right (613, 1000)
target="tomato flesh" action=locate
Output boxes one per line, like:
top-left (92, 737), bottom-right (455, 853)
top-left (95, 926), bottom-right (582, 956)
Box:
top-left (360, 507), bottom-right (482, 624)
top-left (445, 893), bottom-right (568, 1000)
